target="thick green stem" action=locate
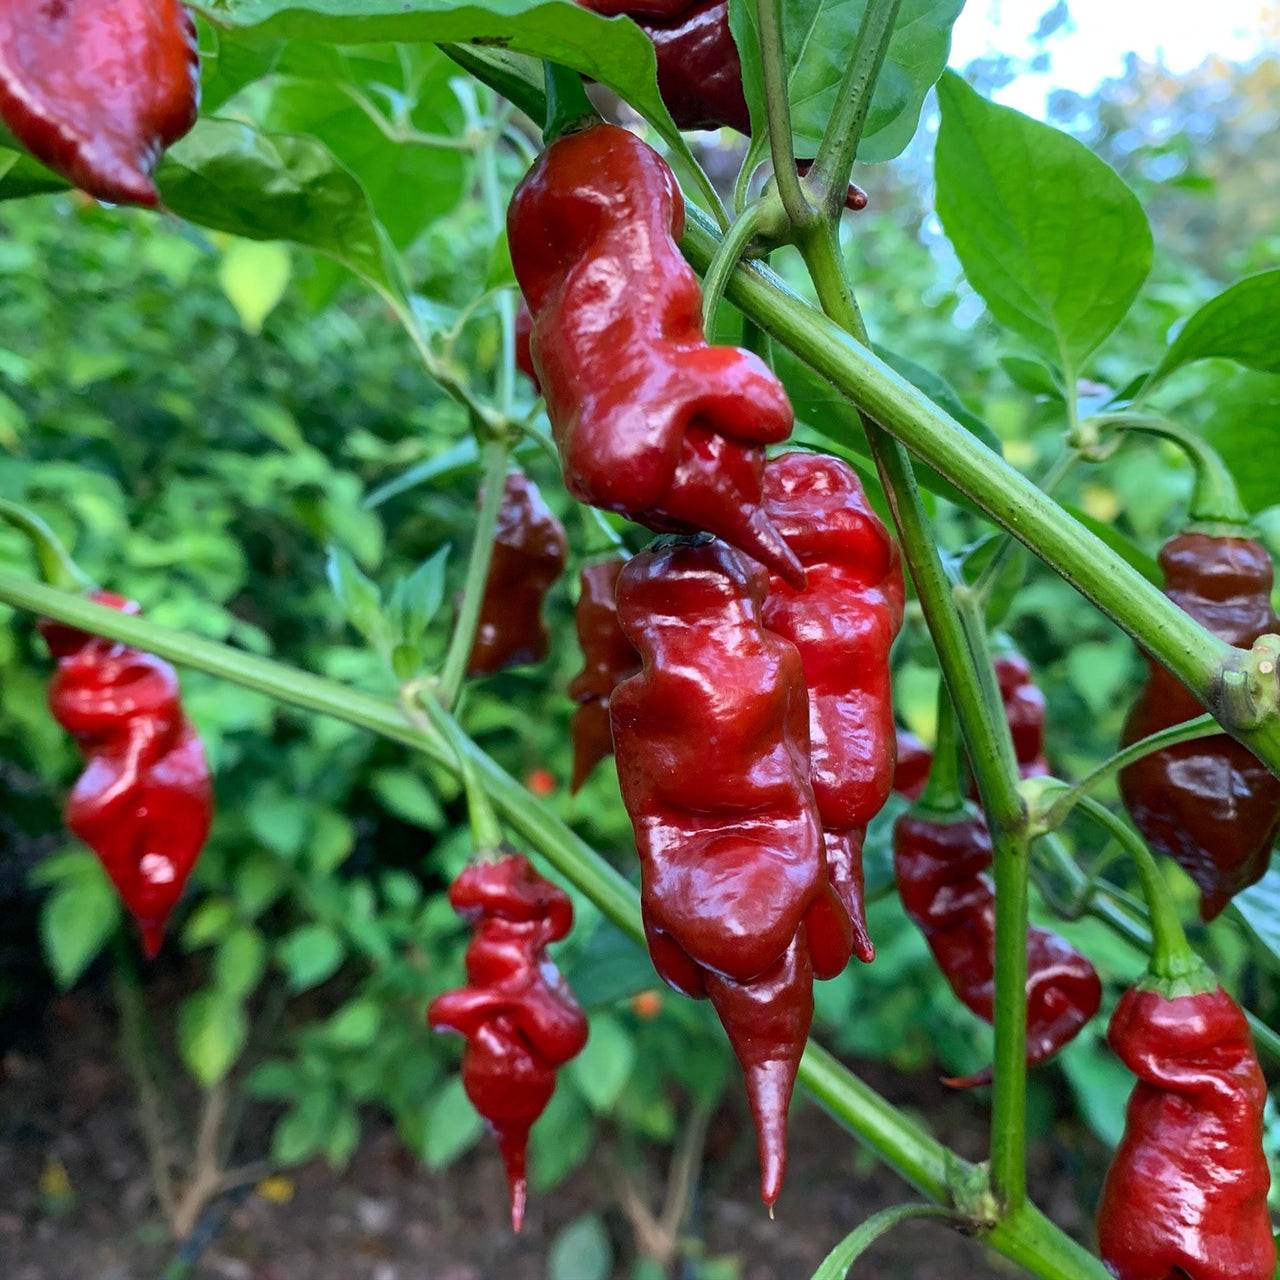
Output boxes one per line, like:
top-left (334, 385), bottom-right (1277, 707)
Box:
top-left (754, 0), bottom-right (810, 228)
top-left (675, 209), bottom-right (1280, 774)
top-left (795, 190), bottom-right (1028, 1213)
top-left (805, 0), bottom-right (903, 218)
top-left (437, 436), bottom-right (511, 709)
top-left (0, 499), bottom-right (95, 593)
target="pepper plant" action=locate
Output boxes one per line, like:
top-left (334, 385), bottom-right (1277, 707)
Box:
top-left (0, 1), bottom-right (1278, 1277)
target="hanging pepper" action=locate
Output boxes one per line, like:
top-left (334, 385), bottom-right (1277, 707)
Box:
top-left (610, 537), bottom-right (855, 1204)
top-left (514, 300), bottom-right (540, 391)
top-left (893, 729), bottom-right (932, 800)
top-left (467, 473), bottom-right (568, 676)
top-left (1097, 981), bottom-right (1275, 1280)
top-left (893, 809), bottom-right (1101, 1086)
top-left (567, 558), bottom-right (641, 794)
top-left (427, 854), bottom-right (589, 1232)
top-left (507, 123), bottom-right (803, 586)
top-left (759, 452), bottom-right (905, 962)
top-left (39, 593), bottom-right (212, 957)
top-left (0, 0), bottom-right (200, 207)
top-left (1120, 532), bottom-right (1280, 920)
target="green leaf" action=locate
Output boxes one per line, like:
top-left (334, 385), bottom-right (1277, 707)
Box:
top-left (219, 238), bottom-right (292, 335)
top-left (423, 1075), bottom-right (484, 1171)
top-left (198, 28), bottom-right (284, 112)
top-left (935, 72), bottom-right (1152, 372)
top-left (371, 767), bottom-right (446, 831)
top-left (309, 808), bottom-right (356, 876)
top-left (326, 998), bottom-right (383, 1048)
top-left (182, 897), bottom-right (238, 950)
top-left (245, 1060), bottom-right (303, 1099)
top-left (326, 1106), bottom-right (361, 1169)
top-left (387, 546), bottom-right (450, 646)
top-left (178, 990), bottom-right (249, 1086)
top-left (39, 861), bottom-right (121, 989)
top-left (548, 1213), bottom-right (613, 1280)
top-left (1064, 639), bottom-right (1133, 717)
top-left (1200, 373), bottom-right (1280, 513)
top-left (247, 787), bottom-right (313, 860)
top-left (365, 437), bottom-right (480, 508)
top-left (234, 852), bottom-right (287, 918)
top-left (272, 1091), bottom-right (337, 1165)
top-left (1150, 270), bottom-right (1280, 386)
top-left (569, 1013), bottom-right (635, 1112)
top-left (563, 922), bottom-right (656, 1008)
top-left (326, 546), bottom-right (388, 648)
top-left (214, 926), bottom-right (268, 999)
top-left (1059, 505), bottom-right (1161, 584)
top-left (277, 923), bottom-right (346, 991)
top-left (1233, 863), bottom-right (1280, 972)
top-left (732, 0), bottom-right (963, 164)
top-left (530, 1081), bottom-right (593, 1190)
top-left (812, 1204), bottom-right (950, 1280)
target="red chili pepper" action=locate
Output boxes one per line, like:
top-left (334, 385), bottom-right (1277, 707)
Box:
top-left (507, 123), bottom-right (803, 586)
top-left (893, 810), bottom-right (1101, 1086)
top-left (567, 558), bottom-right (641, 794)
top-left (514, 300), bottom-right (540, 391)
top-left (760, 453), bottom-right (905, 962)
top-left (427, 854), bottom-right (589, 1231)
top-left (0, 0), bottom-right (199, 207)
top-left (1120, 532), bottom-right (1280, 920)
top-left (39, 592), bottom-right (212, 957)
top-left (610, 537), bottom-right (853, 1204)
top-left (893, 729), bottom-right (932, 800)
top-left (467, 473), bottom-right (568, 676)
top-left (1097, 982), bottom-right (1275, 1280)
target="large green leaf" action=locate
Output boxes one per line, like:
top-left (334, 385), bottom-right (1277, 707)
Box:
top-left (732, 0), bottom-right (963, 165)
top-left (1200, 372), bottom-right (1280, 514)
top-left (935, 72), bottom-right (1152, 373)
top-left (1149, 269), bottom-right (1280, 386)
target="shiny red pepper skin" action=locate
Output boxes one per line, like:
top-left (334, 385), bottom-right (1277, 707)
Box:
top-left (427, 855), bottom-right (589, 1232)
top-left (507, 124), bottom-right (803, 586)
top-left (760, 453), bottom-right (906, 963)
top-left (1120, 533), bottom-right (1280, 921)
top-left (893, 729), bottom-right (932, 800)
top-left (1097, 983), bottom-right (1275, 1280)
top-left (893, 811), bottom-right (1101, 1085)
top-left (611, 537), bottom-right (852, 1204)
top-left (0, 0), bottom-right (199, 206)
top-left (39, 592), bottom-right (212, 957)
top-left (514, 300), bottom-right (539, 391)
top-left (467, 473), bottom-right (568, 676)
top-left (567, 559), bottom-right (640, 794)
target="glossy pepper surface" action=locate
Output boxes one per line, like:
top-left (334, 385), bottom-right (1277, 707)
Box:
top-left (0, 0), bottom-right (199, 206)
top-left (893, 810), bottom-right (1101, 1085)
top-left (1097, 982), bottom-right (1275, 1280)
top-left (514, 300), bottom-right (540, 390)
top-left (610, 537), bottom-right (855, 1204)
top-left (40, 592), bottom-right (212, 957)
top-left (567, 558), bottom-right (640, 794)
top-left (507, 123), bottom-right (803, 586)
top-left (1120, 532), bottom-right (1280, 920)
top-left (760, 453), bottom-right (906, 962)
top-left (467, 473), bottom-right (568, 676)
top-left (427, 855), bottom-right (589, 1232)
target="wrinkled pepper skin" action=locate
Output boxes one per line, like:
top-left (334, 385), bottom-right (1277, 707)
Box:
top-left (0, 0), bottom-right (199, 206)
top-left (760, 453), bottom-right (906, 963)
top-left (1120, 533), bottom-right (1280, 921)
top-left (893, 811), bottom-right (1101, 1085)
top-left (39, 592), bottom-right (212, 957)
top-left (1097, 983), bottom-right (1275, 1280)
top-left (507, 124), bottom-right (803, 585)
top-left (467, 473), bottom-right (568, 676)
top-left (567, 559), bottom-right (640, 794)
top-left (611, 537), bottom-right (853, 1204)
top-left (427, 855), bottom-right (589, 1232)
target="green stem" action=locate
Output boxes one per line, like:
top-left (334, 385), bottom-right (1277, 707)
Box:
top-left (794, 186), bottom-right (1028, 1213)
top-left (754, 0), bottom-right (810, 228)
top-left (418, 692), bottom-right (505, 854)
top-left (675, 208), bottom-right (1277, 771)
top-left (437, 436), bottom-right (511, 709)
top-left (917, 683), bottom-right (965, 813)
top-left (1073, 796), bottom-right (1201, 983)
top-left (1081, 414), bottom-right (1249, 528)
top-left (805, 0), bottom-right (903, 218)
top-left (542, 61), bottom-right (598, 143)
top-left (701, 203), bottom-right (770, 335)
top-left (814, 1204), bottom-right (954, 1278)
top-left (0, 499), bottom-right (95, 592)
top-left (1043, 714), bottom-right (1219, 830)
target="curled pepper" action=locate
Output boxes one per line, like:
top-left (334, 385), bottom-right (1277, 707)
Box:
top-left (760, 452), bottom-right (906, 962)
top-left (467, 473), bottom-right (568, 676)
top-left (1097, 982), bottom-right (1275, 1280)
top-left (40, 592), bottom-right (213, 957)
top-left (427, 854), bottom-right (589, 1231)
top-left (507, 123), bottom-right (803, 585)
top-left (611, 537), bottom-right (854, 1204)
top-left (0, 0), bottom-right (199, 206)
top-left (567, 558), bottom-right (641, 794)
top-left (893, 810), bottom-right (1101, 1085)
top-left (1120, 532), bottom-right (1280, 920)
